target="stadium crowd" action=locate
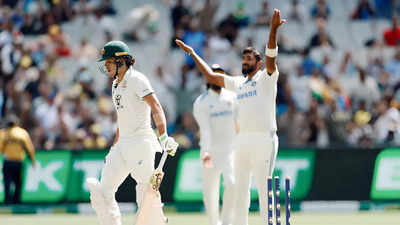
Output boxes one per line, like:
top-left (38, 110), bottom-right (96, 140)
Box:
top-left (0, 0), bottom-right (399, 151)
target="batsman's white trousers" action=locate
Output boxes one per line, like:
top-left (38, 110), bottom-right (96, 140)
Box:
top-left (202, 148), bottom-right (235, 225)
top-left (232, 132), bottom-right (278, 225)
top-left (88, 135), bottom-right (159, 225)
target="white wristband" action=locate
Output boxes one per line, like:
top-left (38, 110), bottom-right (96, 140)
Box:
top-left (265, 46), bottom-right (278, 57)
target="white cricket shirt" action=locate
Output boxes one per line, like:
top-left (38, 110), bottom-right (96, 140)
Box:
top-left (112, 67), bottom-right (154, 138)
top-left (224, 69), bottom-right (279, 134)
top-left (193, 89), bottom-right (237, 155)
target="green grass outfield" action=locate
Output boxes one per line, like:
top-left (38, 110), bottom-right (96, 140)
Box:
top-left (0, 212), bottom-right (399, 225)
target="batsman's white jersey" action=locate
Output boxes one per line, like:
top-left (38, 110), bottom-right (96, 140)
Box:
top-left (112, 67), bottom-right (161, 145)
top-left (193, 88), bottom-right (237, 225)
top-left (87, 67), bottom-right (161, 225)
top-left (224, 68), bottom-right (280, 225)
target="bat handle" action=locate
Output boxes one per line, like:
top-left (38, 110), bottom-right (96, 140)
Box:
top-left (156, 151), bottom-right (169, 171)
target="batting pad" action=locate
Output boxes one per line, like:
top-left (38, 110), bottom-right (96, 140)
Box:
top-left (134, 183), bottom-right (167, 225)
top-left (86, 178), bottom-right (122, 225)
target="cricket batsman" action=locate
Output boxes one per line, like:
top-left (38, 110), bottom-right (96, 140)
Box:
top-left (86, 40), bottom-right (179, 225)
top-left (176, 9), bottom-right (285, 225)
top-left (193, 64), bottom-right (238, 225)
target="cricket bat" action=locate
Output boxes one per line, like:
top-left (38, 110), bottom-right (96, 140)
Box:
top-left (134, 151), bottom-right (169, 225)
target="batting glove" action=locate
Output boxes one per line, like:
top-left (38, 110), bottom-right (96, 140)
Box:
top-left (159, 133), bottom-right (179, 156)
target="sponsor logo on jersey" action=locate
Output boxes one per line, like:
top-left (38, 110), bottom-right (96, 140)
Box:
top-left (237, 90), bottom-right (257, 100)
top-left (210, 110), bottom-right (233, 117)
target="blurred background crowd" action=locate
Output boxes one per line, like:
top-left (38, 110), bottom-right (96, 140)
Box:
top-left (0, 0), bottom-right (399, 151)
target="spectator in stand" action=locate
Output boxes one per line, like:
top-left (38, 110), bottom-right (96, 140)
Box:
top-left (285, 0), bottom-right (306, 23)
top-left (48, 0), bottom-right (73, 24)
top-left (122, 4), bottom-right (159, 42)
top-left (309, 18), bottom-right (334, 49)
top-left (20, 12), bottom-right (41, 35)
top-left (350, 67), bottom-right (381, 111)
top-left (276, 33), bottom-right (300, 55)
top-left (99, 0), bottom-right (117, 16)
top-left (254, 1), bottom-right (270, 27)
top-left (31, 81), bottom-right (63, 150)
top-left (348, 106), bottom-right (374, 147)
top-left (311, 0), bottom-right (331, 20)
top-left (147, 65), bottom-right (177, 124)
top-left (73, 38), bottom-right (98, 60)
top-left (208, 28), bottom-right (232, 70)
top-left (303, 98), bottom-right (329, 146)
top-left (233, 1), bottom-right (250, 28)
top-left (77, 69), bottom-right (97, 100)
top-left (218, 13), bottom-right (240, 44)
top-left (44, 24), bottom-right (71, 57)
top-left (373, 98), bottom-right (400, 144)
top-left (289, 65), bottom-right (311, 111)
top-left (38, 10), bottom-right (57, 35)
top-left (0, 19), bottom-right (15, 48)
top-left (325, 99), bottom-right (351, 146)
top-left (0, 80), bottom-right (4, 119)
top-left (2, 0), bottom-right (19, 9)
top-left (181, 17), bottom-right (206, 80)
top-left (278, 102), bottom-right (307, 146)
top-left (351, 0), bottom-right (375, 20)
top-left (301, 48), bottom-right (319, 75)
top-left (276, 72), bottom-right (292, 116)
top-left (1, 36), bottom-right (23, 79)
top-left (374, 0), bottom-right (393, 19)
top-left (338, 51), bottom-right (357, 78)
top-left (72, 0), bottom-right (97, 16)
top-left (167, 72), bottom-right (202, 118)
top-left (172, 112), bottom-right (198, 149)
top-left (383, 15), bottom-right (400, 46)
top-left (198, 0), bottom-right (221, 34)
top-left (170, 0), bottom-right (191, 48)
top-left (10, 8), bottom-right (24, 30)
top-left (384, 48), bottom-right (400, 85)
top-left (171, 0), bottom-right (190, 29)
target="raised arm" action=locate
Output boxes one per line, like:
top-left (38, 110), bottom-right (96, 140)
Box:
top-left (175, 39), bottom-right (227, 88)
top-left (266, 9), bottom-right (286, 75)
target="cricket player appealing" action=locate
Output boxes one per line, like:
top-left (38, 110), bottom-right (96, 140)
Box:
top-left (193, 64), bottom-right (238, 225)
top-left (177, 9), bottom-right (285, 225)
top-left (86, 41), bottom-right (179, 225)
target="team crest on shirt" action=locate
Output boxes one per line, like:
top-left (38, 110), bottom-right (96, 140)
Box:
top-left (115, 94), bottom-right (124, 109)
top-left (251, 81), bottom-right (257, 86)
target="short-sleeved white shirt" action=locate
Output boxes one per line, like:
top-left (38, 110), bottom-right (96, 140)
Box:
top-left (224, 69), bottom-right (279, 134)
top-left (193, 89), bottom-right (237, 155)
top-left (112, 67), bottom-right (154, 138)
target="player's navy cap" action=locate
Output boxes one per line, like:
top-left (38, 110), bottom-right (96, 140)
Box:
top-left (211, 64), bottom-right (225, 74)
top-left (98, 40), bottom-right (132, 62)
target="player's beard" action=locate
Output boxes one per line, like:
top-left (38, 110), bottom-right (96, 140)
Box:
top-left (209, 84), bottom-right (221, 92)
top-left (242, 63), bottom-right (256, 75)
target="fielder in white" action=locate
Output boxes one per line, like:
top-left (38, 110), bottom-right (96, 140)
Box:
top-left (176, 9), bottom-right (285, 225)
top-left (193, 64), bottom-right (238, 225)
top-left (86, 40), bottom-right (178, 225)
